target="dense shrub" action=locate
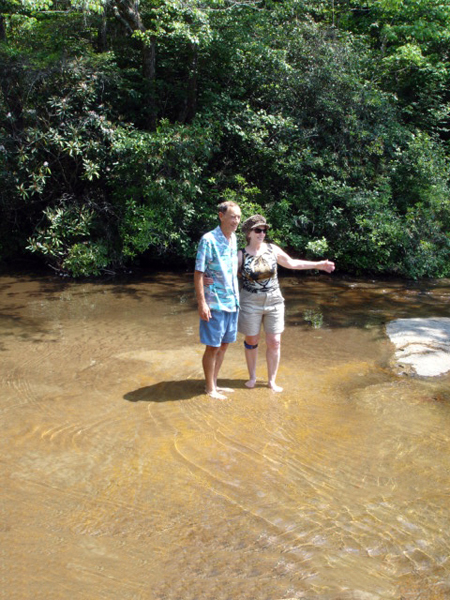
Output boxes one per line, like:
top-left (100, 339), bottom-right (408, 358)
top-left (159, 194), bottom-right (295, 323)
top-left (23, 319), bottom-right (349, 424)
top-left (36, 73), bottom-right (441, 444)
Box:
top-left (1, 0), bottom-right (450, 278)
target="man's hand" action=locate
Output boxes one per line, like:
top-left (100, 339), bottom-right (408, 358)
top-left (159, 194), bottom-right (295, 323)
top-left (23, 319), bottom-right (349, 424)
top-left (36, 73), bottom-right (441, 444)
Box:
top-left (194, 270), bottom-right (212, 321)
top-left (198, 301), bottom-right (211, 321)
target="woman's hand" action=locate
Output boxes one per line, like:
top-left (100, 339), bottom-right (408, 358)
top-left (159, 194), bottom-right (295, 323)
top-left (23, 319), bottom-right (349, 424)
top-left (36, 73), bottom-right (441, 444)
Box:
top-left (320, 260), bottom-right (335, 273)
top-left (203, 275), bottom-right (214, 286)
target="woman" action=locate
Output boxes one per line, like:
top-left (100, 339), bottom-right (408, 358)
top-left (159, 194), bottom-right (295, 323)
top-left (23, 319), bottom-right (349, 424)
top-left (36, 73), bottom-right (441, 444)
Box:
top-left (238, 214), bottom-right (335, 392)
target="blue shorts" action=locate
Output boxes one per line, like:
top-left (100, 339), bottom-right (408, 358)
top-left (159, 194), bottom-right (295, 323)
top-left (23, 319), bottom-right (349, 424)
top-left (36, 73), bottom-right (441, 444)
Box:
top-left (199, 310), bottom-right (238, 347)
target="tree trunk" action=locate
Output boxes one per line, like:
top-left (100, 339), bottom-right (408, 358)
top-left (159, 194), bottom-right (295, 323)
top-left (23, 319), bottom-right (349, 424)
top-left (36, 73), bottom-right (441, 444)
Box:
top-left (178, 43), bottom-right (198, 124)
top-left (0, 15), bottom-right (7, 42)
top-left (113, 0), bottom-right (157, 129)
top-left (97, 10), bottom-right (108, 52)
top-left (142, 36), bottom-right (155, 81)
top-left (142, 37), bottom-right (156, 129)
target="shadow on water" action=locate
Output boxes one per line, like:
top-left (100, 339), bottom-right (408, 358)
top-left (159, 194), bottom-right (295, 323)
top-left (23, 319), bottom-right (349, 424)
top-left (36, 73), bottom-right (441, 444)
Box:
top-left (282, 274), bottom-right (450, 329)
top-left (124, 378), bottom-right (245, 402)
top-left (0, 269), bottom-right (195, 304)
top-left (0, 309), bottom-right (56, 350)
top-left (6, 270), bottom-right (450, 328)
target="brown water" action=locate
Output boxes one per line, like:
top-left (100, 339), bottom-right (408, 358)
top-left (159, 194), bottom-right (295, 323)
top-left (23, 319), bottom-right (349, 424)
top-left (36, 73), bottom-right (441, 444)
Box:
top-left (2, 272), bottom-right (450, 600)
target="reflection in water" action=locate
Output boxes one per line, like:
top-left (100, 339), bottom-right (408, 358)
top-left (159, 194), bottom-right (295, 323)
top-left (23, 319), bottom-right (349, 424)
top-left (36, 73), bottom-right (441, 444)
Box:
top-left (1, 272), bottom-right (450, 599)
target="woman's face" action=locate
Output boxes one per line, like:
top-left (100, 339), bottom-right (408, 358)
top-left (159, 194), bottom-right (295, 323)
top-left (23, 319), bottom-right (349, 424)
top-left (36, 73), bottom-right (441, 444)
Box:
top-left (248, 226), bottom-right (268, 243)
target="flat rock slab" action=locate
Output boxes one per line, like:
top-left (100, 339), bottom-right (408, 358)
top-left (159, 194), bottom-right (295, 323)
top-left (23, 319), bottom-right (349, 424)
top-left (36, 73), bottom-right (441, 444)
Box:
top-left (386, 317), bottom-right (450, 377)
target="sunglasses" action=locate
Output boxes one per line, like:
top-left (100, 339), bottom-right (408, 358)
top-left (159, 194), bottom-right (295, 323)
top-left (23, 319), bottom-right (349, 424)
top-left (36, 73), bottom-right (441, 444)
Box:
top-left (253, 228), bottom-right (268, 234)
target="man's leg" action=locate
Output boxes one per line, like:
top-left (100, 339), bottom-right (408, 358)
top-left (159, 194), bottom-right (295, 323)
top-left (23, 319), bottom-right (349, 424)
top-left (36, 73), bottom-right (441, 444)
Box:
top-left (215, 309), bottom-right (239, 393)
top-left (213, 342), bottom-right (229, 384)
top-left (200, 310), bottom-right (237, 399)
top-left (215, 342), bottom-right (237, 393)
top-left (202, 344), bottom-right (228, 400)
top-left (203, 345), bottom-right (220, 393)
top-left (200, 311), bottom-right (226, 399)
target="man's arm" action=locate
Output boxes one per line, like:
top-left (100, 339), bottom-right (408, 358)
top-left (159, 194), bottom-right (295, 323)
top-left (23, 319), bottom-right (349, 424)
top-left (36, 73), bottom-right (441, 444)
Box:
top-left (194, 270), bottom-right (211, 321)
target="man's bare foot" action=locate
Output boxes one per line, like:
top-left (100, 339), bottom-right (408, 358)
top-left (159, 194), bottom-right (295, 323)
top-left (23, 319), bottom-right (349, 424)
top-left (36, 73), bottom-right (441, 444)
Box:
top-left (216, 387), bottom-right (234, 393)
top-left (245, 379), bottom-right (257, 389)
top-left (206, 389), bottom-right (228, 400)
top-left (268, 382), bottom-right (283, 392)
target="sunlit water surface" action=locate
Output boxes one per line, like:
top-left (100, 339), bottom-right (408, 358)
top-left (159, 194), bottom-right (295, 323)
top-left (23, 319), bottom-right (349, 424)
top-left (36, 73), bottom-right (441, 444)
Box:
top-left (2, 272), bottom-right (450, 600)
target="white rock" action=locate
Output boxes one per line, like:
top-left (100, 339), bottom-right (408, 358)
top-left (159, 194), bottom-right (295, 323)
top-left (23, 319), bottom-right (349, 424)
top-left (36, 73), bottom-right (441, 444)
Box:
top-left (386, 317), bottom-right (450, 377)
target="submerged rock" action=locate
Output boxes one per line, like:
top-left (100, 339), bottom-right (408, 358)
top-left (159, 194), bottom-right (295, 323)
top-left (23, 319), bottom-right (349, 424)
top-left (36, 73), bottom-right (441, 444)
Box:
top-left (386, 317), bottom-right (450, 377)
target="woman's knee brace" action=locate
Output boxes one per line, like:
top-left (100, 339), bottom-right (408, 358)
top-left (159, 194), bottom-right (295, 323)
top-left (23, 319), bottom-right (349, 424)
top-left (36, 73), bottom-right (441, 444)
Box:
top-left (244, 341), bottom-right (258, 350)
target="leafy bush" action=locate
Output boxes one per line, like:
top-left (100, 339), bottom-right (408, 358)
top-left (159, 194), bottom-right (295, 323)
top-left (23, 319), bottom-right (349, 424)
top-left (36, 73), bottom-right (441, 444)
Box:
top-left (1, 0), bottom-right (450, 278)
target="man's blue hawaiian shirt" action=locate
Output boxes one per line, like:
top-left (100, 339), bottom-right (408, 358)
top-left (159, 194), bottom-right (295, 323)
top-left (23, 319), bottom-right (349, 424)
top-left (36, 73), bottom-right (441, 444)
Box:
top-left (195, 226), bottom-right (239, 312)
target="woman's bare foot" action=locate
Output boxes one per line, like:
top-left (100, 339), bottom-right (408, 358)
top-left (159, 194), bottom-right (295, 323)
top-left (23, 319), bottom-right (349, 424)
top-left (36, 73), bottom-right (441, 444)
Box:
top-left (216, 387), bottom-right (234, 393)
top-left (245, 379), bottom-right (257, 389)
top-left (268, 382), bottom-right (283, 392)
top-left (206, 389), bottom-right (228, 400)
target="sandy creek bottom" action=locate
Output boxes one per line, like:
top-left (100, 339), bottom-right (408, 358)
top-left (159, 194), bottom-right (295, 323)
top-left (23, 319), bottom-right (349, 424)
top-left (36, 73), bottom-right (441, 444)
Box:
top-left (1, 272), bottom-right (450, 600)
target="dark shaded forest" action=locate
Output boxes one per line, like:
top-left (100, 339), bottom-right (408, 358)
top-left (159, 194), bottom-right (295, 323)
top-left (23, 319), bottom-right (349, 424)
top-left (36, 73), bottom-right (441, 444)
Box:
top-left (1, 0), bottom-right (449, 278)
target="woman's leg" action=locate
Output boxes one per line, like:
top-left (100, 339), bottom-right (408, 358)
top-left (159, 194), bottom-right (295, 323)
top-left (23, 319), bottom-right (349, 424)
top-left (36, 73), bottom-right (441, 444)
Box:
top-left (265, 333), bottom-right (283, 392)
top-left (244, 334), bottom-right (260, 388)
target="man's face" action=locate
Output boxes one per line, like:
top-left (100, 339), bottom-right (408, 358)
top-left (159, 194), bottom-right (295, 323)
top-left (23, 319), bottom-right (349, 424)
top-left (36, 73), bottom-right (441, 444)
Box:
top-left (219, 206), bottom-right (241, 233)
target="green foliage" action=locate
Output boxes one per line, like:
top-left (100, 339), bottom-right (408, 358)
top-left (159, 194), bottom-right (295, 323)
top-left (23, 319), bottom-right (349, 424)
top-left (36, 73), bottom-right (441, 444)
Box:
top-left (306, 237), bottom-right (329, 257)
top-left (303, 308), bottom-right (324, 329)
top-left (62, 242), bottom-right (110, 276)
top-left (331, 0), bottom-right (450, 133)
top-left (391, 131), bottom-right (450, 213)
top-left (109, 119), bottom-right (220, 262)
top-left (26, 201), bottom-right (111, 275)
top-left (1, 0), bottom-right (450, 278)
top-left (19, 0), bottom-right (105, 12)
top-left (402, 206), bottom-right (450, 279)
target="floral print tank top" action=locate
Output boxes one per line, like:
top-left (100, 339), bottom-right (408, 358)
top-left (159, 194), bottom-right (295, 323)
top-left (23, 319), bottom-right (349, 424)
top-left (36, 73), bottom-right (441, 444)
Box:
top-left (241, 244), bottom-right (279, 293)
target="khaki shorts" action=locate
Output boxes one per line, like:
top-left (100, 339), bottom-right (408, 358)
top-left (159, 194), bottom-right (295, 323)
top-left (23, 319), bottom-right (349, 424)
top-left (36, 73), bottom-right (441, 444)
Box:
top-left (238, 288), bottom-right (285, 336)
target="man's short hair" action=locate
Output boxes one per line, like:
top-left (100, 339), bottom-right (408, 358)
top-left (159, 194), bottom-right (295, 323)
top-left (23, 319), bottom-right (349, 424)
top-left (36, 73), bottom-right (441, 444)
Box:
top-left (217, 200), bottom-right (239, 215)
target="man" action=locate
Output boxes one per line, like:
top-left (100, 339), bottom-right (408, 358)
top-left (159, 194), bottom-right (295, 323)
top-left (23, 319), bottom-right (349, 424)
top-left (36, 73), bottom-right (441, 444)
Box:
top-left (194, 201), bottom-right (241, 400)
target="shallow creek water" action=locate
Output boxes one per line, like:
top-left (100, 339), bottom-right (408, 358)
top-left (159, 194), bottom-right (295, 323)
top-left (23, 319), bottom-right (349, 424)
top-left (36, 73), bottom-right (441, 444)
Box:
top-left (2, 272), bottom-right (450, 600)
